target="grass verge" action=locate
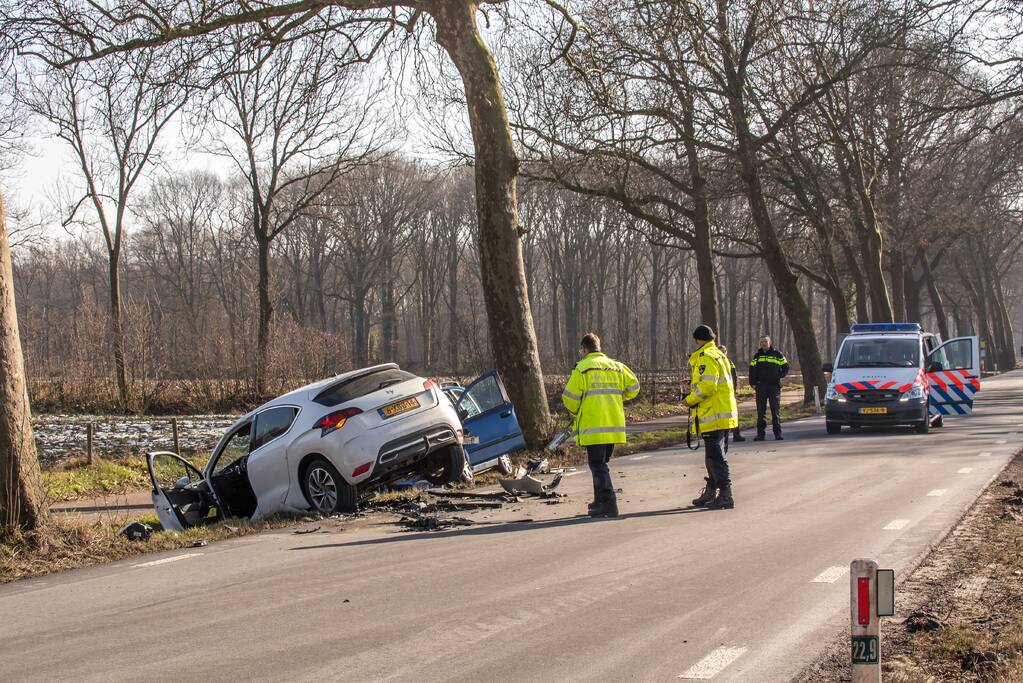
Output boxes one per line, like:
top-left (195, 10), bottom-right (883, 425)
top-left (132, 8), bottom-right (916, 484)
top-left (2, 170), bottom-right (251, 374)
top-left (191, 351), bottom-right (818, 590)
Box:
top-left (0, 512), bottom-right (300, 584)
top-left (43, 453), bottom-right (211, 502)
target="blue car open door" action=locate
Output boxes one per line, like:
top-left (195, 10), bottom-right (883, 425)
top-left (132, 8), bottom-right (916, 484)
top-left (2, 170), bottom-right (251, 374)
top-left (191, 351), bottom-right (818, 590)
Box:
top-left (456, 371), bottom-right (525, 466)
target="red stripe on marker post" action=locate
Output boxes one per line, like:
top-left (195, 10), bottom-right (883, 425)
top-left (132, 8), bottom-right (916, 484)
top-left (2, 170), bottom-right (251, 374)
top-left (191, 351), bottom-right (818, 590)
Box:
top-left (858, 577), bottom-right (870, 625)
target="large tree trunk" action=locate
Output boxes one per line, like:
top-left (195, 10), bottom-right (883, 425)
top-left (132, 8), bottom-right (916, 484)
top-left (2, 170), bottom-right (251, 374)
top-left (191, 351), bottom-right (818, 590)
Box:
top-left (681, 105), bottom-right (719, 333)
top-left (0, 195), bottom-right (44, 536)
top-left (108, 251), bottom-right (129, 410)
top-left (724, 100), bottom-right (824, 401)
top-left (431, 0), bottom-right (552, 445)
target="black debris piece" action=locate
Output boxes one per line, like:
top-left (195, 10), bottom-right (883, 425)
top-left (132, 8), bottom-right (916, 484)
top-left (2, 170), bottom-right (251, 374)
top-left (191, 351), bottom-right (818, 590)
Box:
top-left (399, 515), bottom-right (476, 531)
top-left (960, 650), bottom-right (1001, 673)
top-left (904, 611), bottom-right (946, 633)
top-left (118, 521), bottom-right (153, 542)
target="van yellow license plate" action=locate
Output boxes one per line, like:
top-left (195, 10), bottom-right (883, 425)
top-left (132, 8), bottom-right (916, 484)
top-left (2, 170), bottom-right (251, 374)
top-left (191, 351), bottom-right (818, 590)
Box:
top-left (860, 407), bottom-right (888, 415)
top-left (381, 397), bottom-right (420, 418)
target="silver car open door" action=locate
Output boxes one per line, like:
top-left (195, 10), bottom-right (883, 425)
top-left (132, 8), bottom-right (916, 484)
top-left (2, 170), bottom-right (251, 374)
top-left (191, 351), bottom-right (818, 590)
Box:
top-left (146, 451), bottom-right (221, 531)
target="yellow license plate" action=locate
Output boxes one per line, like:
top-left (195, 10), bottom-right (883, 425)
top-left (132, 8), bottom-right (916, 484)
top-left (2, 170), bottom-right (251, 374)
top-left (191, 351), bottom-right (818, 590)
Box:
top-left (381, 397), bottom-right (420, 418)
top-left (860, 407), bottom-right (888, 415)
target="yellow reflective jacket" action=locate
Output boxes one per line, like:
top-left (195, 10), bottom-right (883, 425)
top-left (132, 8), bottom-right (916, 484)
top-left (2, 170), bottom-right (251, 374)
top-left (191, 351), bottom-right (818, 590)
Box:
top-left (683, 341), bottom-right (739, 435)
top-left (561, 352), bottom-right (640, 445)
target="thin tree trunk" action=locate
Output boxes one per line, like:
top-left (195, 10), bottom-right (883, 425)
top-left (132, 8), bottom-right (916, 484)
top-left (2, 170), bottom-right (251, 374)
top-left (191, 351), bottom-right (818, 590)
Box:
top-left (431, 0), bottom-right (552, 445)
top-left (919, 248), bottom-right (949, 339)
top-left (0, 195), bottom-right (43, 536)
top-left (255, 233), bottom-right (273, 394)
top-left (108, 251), bottom-right (129, 410)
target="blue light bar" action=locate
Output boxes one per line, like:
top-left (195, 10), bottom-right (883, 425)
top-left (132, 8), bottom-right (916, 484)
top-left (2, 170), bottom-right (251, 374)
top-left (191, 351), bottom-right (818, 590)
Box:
top-left (850, 323), bottom-right (922, 333)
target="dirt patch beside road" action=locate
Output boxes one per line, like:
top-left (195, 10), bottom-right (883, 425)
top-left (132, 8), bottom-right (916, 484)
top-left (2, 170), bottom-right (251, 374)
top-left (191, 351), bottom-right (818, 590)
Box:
top-left (798, 447), bottom-right (1023, 682)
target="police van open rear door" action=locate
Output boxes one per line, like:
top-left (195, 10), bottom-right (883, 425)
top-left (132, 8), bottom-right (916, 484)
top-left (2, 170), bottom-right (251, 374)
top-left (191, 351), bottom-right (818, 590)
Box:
top-left (926, 336), bottom-right (981, 416)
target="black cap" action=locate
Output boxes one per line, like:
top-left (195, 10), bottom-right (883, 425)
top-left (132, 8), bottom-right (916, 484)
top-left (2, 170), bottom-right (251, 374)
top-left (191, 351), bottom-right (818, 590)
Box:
top-left (693, 324), bottom-right (716, 342)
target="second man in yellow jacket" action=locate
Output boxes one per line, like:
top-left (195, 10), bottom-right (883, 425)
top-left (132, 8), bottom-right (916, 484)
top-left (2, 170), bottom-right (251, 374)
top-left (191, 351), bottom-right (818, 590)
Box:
top-left (684, 325), bottom-right (739, 510)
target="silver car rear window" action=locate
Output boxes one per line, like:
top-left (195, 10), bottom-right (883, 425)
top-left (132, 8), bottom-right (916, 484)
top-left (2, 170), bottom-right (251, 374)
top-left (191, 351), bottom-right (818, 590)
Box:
top-left (314, 369), bottom-right (417, 407)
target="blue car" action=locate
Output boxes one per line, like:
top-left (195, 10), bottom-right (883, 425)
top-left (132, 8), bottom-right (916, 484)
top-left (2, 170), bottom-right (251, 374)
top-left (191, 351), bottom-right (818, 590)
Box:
top-left (441, 371), bottom-right (524, 476)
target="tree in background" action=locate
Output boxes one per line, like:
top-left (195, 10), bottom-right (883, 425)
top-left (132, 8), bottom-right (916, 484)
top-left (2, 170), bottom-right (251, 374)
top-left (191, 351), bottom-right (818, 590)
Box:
top-left (20, 49), bottom-right (188, 409)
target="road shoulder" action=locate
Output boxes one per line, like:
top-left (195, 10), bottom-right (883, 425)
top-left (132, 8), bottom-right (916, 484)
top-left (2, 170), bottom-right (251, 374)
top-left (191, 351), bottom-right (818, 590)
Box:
top-left (797, 445), bottom-right (1023, 682)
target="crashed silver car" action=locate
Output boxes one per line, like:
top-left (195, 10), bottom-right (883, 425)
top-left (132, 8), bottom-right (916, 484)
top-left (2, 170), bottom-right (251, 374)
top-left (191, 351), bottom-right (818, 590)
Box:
top-left (147, 364), bottom-right (469, 531)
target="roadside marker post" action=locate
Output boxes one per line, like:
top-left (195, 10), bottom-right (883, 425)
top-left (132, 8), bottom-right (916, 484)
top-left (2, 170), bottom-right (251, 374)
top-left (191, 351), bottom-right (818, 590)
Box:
top-left (850, 559), bottom-right (895, 682)
top-left (813, 386), bottom-right (821, 415)
top-left (86, 422), bottom-right (94, 465)
top-left (171, 417), bottom-right (179, 455)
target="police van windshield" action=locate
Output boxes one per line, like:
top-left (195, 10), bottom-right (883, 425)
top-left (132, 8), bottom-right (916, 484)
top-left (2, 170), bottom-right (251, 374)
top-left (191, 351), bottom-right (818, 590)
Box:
top-left (837, 338), bottom-right (919, 368)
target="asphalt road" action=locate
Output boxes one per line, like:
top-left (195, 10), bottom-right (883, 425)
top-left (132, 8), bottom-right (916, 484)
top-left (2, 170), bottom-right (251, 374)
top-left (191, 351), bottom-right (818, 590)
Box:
top-left (4, 370), bottom-right (1023, 682)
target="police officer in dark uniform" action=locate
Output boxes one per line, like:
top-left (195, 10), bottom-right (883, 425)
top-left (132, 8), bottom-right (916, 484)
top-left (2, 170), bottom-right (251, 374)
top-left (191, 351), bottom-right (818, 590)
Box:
top-left (749, 334), bottom-right (789, 441)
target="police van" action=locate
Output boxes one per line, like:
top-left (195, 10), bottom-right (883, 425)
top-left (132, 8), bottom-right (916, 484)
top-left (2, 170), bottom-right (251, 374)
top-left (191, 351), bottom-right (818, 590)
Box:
top-left (823, 323), bottom-right (981, 435)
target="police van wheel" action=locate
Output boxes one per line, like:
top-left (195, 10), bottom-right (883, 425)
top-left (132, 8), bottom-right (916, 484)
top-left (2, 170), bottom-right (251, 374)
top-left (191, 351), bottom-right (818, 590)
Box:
top-left (825, 422), bottom-right (842, 435)
top-left (915, 419), bottom-right (930, 435)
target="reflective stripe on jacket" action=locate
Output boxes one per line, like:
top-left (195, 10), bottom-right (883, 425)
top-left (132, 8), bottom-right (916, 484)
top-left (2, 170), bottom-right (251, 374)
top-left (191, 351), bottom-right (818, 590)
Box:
top-left (561, 352), bottom-right (640, 445)
top-left (684, 341), bottom-right (739, 435)
top-left (749, 347), bottom-right (789, 387)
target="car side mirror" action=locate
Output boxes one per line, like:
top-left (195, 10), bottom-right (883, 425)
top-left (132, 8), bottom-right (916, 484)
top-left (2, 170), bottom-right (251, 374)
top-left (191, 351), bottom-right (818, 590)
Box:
top-left (457, 408), bottom-right (469, 422)
top-left (822, 362), bottom-right (833, 374)
top-left (174, 475), bottom-right (190, 489)
top-left (926, 361), bottom-right (943, 373)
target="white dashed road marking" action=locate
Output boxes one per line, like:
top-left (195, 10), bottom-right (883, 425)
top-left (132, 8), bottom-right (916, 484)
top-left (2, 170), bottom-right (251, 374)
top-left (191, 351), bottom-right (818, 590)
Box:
top-left (811, 566), bottom-right (848, 583)
top-left (632, 455), bottom-right (651, 461)
top-left (927, 489), bottom-right (947, 497)
top-left (133, 553), bottom-right (202, 569)
top-left (979, 451), bottom-right (992, 457)
top-left (958, 467), bottom-right (974, 474)
top-left (996, 440), bottom-right (1008, 445)
top-left (884, 519), bottom-right (910, 530)
top-left (563, 471), bottom-right (583, 477)
top-left (679, 646), bottom-right (748, 679)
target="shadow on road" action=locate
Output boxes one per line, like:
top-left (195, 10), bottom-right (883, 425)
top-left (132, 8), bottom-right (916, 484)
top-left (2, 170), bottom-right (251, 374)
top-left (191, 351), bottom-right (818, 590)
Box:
top-left (289, 506), bottom-right (715, 551)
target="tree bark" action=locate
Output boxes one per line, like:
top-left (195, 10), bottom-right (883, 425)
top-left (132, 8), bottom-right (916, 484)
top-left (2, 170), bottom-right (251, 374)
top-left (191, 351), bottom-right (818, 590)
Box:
top-left (255, 230), bottom-right (273, 394)
top-left (107, 251), bottom-right (130, 409)
top-left (431, 0), bottom-right (552, 445)
top-left (0, 194), bottom-right (44, 536)
top-left (919, 247), bottom-right (949, 339)
top-left (723, 101), bottom-right (824, 401)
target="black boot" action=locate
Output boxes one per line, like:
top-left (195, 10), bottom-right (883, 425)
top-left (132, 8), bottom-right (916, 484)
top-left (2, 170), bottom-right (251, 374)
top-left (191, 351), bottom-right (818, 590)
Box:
top-left (692, 478), bottom-right (717, 507)
top-left (589, 496), bottom-right (619, 518)
top-left (706, 485), bottom-right (734, 510)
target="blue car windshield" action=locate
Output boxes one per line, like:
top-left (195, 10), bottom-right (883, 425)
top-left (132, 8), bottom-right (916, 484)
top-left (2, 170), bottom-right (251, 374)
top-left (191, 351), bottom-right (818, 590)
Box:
top-left (837, 338), bottom-right (919, 368)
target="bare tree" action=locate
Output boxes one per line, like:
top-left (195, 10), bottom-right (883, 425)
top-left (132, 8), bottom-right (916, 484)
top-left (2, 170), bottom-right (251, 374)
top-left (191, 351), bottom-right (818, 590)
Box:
top-left (20, 50), bottom-right (187, 408)
top-left (203, 29), bottom-right (382, 392)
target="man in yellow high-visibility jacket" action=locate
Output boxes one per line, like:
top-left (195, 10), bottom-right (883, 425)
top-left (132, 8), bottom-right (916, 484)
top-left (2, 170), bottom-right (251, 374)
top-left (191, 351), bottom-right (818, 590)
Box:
top-left (684, 325), bottom-right (739, 510)
top-left (561, 332), bottom-right (640, 518)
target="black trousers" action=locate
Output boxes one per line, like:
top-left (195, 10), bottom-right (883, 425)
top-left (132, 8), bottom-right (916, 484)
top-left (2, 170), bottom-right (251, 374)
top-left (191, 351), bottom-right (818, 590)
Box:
top-left (586, 444), bottom-right (616, 502)
top-left (703, 429), bottom-right (731, 487)
top-left (755, 385), bottom-right (782, 437)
